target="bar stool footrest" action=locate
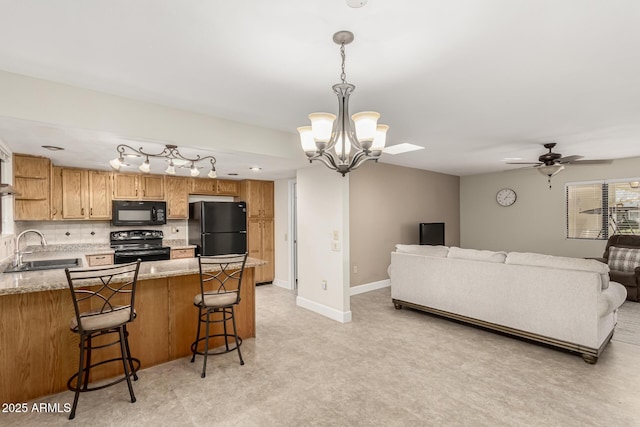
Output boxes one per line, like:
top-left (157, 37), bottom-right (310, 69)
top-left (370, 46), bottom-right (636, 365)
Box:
top-left (67, 357), bottom-right (141, 393)
top-left (190, 334), bottom-right (242, 356)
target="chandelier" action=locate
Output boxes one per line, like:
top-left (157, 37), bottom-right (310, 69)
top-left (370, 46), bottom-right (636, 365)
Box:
top-left (109, 144), bottom-right (217, 178)
top-left (297, 31), bottom-right (389, 176)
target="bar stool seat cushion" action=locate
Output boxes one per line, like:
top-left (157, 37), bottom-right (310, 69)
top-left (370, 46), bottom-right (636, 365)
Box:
top-left (194, 291), bottom-right (237, 308)
top-left (70, 307), bottom-right (134, 332)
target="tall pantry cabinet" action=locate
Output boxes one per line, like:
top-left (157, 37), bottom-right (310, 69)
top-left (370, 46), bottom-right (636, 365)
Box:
top-left (238, 180), bottom-right (275, 284)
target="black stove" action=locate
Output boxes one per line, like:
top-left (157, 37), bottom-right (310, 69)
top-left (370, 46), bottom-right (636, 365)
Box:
top-left (110, 230), bottom-right (171, 264)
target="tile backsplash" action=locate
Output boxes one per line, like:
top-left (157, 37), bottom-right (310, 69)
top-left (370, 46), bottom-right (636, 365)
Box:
top-left (14, 220), bottom-right (188, 246)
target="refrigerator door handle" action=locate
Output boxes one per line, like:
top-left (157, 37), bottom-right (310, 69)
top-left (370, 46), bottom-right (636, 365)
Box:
top-left (239, 230), bottom-right (247, 233)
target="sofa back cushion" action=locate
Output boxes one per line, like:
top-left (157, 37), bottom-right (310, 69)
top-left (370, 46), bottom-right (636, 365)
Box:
top-left (506, 251), bottom-right (610, 289)
top-left (608, 246), bottom-right (640, 272)
top-left (395, 244), bottom-right (449, 257)
top-left (447, 247), bottom-right (507, 263)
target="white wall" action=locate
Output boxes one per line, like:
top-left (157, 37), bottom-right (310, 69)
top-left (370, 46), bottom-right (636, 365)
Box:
top-left (0, 69), bottom-right (300, 173)
top-left (273, 178), bottom-right (293, 289)
top-left (0, 138), bottom-right (15, 261)
top-left (296, 165), bottom-right (351, 322)
top-left (461, 156), bottom-right (640, 258)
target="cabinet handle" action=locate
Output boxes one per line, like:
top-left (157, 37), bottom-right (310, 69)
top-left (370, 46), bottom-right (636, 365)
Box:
top-left (143, 189), bottom-right (146, 197)
top-left (135, 189), bottom-right (138, 196)
top-left (90, 208), bottom-right (93, 216)
top-left (168, 208), bottom-right (171, 215)
top-left (81, 208), bottom-right (84, 215)
top-left (95, 256), bottom-right (105, 260)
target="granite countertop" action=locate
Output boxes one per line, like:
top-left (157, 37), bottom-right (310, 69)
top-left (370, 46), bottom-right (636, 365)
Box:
top-left (0, 250), bottom-right (265, 296)
top-left (164, 239), bottom-right (197, 250)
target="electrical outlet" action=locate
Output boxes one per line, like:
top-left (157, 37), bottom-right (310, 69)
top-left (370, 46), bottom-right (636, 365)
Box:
top-left (171, 227), bottom-right (179, 234)
top-left (331, 241), bottom-right (340, 251)
top-left (332, 230), bottom-right (340, 241)
top-left (322, 280), bottom-right (327, 290)
top-left (353, 265), bottom-right (358, 274)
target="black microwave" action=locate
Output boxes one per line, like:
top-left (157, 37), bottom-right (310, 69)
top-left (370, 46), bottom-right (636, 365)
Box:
top-left (112, 200), bottom-right (166, 226)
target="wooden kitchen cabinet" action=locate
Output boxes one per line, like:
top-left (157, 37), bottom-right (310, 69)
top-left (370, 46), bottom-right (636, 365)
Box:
top-left (190, 178), bottom-right (240, 196)
top-left (61, 169), bottom-right (112, 220)
top-left (141, 175), bottom-right (164, 199)
top-left (216, 179), bottom-right (240, 196)
top-left (170, 248), bottom-right (195, 259)
top-left (239, 180), bottom-right (275, 283)
top-left (13, 154), bottom-right (51, 221)
top-left (190, 178), bottom-right (217, 195)
top-left (112, 173), bottom-right (139, 199)
top-left (86, 253), bottom-right (114, 266)
top-left (247, 217), bottom-right (274, 283)
top-left (165, 176), bottom-right (189, 219)
top-left (61, 168), bottom-right (87, 219)
top-left (50, 166), bottom-right (64, 220)
top-left (112, 173), bottom-right (164, 200)
top-left (243, 180), bottom-right (274, 218)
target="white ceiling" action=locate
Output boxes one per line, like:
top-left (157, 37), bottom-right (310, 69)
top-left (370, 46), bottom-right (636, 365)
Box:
top-left (1, 0), bottom-right (640, 179)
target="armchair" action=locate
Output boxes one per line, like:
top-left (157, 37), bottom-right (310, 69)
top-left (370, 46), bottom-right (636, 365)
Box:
top-left (599, 234), bottom-right (640, 302)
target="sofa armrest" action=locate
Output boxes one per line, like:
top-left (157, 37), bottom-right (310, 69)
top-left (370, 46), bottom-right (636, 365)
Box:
top-left (586, 257), bottom-right (607, 264)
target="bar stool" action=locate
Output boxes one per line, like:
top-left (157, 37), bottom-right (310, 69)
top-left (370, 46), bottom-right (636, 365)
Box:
top-left (190, 253), bottom-right (248, 378)
top-left (65, 260), bottom-right (141, 420)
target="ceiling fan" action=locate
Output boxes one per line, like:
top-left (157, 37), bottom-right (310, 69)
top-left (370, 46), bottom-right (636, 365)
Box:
top-left (506, 143), bottom-right (612, 188)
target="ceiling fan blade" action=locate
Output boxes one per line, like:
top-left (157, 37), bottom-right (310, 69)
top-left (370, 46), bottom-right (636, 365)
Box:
top-left (569, 159), bottom-right (613, 165)
top-left (557, 155), bottom-right (583, 163)
top-left (505, 162), bottom-right (542, 165)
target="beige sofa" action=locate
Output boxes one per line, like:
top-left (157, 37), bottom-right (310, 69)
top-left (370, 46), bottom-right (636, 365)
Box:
top-left (389, 245), bottom-right (627, 363)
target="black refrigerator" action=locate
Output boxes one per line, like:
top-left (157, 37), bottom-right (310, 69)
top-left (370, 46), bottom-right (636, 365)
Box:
top-left (188, 201), bottom-right (247, 256)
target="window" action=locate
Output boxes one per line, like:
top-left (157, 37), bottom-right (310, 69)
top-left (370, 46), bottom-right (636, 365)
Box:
top-left (566, 179), bottom-right (640, 240)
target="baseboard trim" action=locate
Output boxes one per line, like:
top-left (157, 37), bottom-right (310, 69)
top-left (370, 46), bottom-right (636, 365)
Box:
top-left (350, 279), bottom-right (391, 296)
top-left (272, 279), bottom-right (292, 290)
top-left (296, 296), bottom-right (352, 323)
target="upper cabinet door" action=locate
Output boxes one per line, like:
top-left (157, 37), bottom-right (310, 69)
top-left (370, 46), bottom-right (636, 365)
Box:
top-left (216, 179), bottom-right (240, 196)
top-left (112, 173), bottom-right (139, 199)
top-left (61, 168), bottom-right (87, 219)
top-left (245, 180), bottom-right (274, 218)
top-left (191, 178), bottom-right (217, 195)
top-left (50, 166), bottom-right (64, 221)
top-left (141, 175), bottom-right (164, 200)
top-left (165, 176), bottom-right (189, 219)
top-left (88, 171), bottom-right (112, 219)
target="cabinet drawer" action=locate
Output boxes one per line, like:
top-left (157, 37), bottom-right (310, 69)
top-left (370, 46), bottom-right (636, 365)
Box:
top-left (86, 254), bottom-right (114, 267)
top-left (171, 248), bottom-right (195, 259)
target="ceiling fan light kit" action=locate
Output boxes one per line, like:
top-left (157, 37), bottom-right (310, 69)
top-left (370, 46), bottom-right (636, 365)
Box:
top-left (109, 144), bottom-right (217, 178)
top-left (298, 30), bottom-right (389, 176)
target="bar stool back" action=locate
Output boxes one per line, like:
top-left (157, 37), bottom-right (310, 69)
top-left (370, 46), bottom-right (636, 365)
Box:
top-left (190, 253), bottom-right (248, 378)
top-left (65, 259), bottom-right (141, 420)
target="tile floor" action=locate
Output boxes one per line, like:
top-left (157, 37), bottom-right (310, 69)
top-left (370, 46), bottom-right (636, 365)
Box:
top-left (3, 285), bottom-right (640, 426)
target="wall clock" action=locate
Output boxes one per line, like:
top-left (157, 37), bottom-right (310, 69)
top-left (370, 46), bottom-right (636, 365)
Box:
top-left (496, 188), bottom-right (517, 207)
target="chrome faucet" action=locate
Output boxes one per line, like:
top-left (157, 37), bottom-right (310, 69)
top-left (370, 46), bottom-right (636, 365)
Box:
top-left (13, 229), bottom-right (48, 268)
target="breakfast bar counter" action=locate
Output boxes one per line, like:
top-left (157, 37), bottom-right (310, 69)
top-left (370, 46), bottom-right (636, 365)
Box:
top-left (0, 255), bottom-right (264, 403)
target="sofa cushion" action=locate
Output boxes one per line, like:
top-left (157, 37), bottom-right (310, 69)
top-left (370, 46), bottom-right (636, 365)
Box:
top-left (395, 244), bottom-right (449, 257)
top-left (447, 247), bottom-right (507, 263)
top-left (608, 246), bottom-right (640, 273)
top-left (506, 251), bottom-right (610, 289)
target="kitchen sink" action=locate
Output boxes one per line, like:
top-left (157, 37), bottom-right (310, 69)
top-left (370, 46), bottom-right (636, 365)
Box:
top-left (3, 258), bottom-right (82, 273)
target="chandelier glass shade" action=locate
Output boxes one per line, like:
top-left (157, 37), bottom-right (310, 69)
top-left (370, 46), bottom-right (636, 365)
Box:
top-left (109, 144), bottom-right (217, 178)
top-left (298, 31), bottom-right (389, 176)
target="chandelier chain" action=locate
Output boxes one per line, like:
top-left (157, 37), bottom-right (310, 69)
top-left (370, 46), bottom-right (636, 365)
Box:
top-left (340, 43), bottom-right (347, 84)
